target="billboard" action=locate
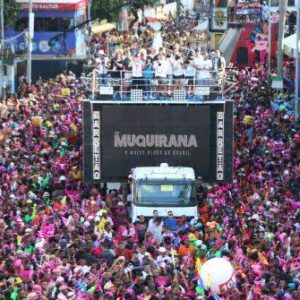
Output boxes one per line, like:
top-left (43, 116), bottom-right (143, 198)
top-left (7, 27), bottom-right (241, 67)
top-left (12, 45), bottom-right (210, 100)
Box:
top-left (83, 102), bottom-right (233, 183)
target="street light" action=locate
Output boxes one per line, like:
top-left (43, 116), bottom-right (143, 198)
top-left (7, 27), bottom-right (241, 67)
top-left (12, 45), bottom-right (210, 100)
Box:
top-left (295, 0), bottom-right (300, 122)
top-left (267, 0), bottom-right (272, 78)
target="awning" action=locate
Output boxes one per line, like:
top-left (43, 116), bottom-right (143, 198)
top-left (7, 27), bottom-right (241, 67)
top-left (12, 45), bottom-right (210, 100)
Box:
top-left (92, 23), bottom-right (116, 35)
top-left (283, 33), bottom-right (300, 57)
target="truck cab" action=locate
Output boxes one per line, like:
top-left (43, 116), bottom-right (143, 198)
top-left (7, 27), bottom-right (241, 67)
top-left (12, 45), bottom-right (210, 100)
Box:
top-left (128, 163), bottom-right (198, 222)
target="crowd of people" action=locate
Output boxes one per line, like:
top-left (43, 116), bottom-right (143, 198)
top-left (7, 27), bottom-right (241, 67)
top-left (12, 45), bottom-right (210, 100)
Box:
top-left (0, 12), bottom-right (299, 300)
top-left (0, 59), bottom-right (299, 299)
top-left (87, 16), bottom-right (224, 99)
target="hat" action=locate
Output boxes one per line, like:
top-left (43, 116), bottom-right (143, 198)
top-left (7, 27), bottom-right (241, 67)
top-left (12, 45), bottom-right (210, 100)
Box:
top-left (43, 191), bottom-right (50, 197)
top-left (25, 228), bottom-right (32, 233)
top-left (117, 201), bottom-right (124, 206)
top-left (195, 240), bottom-right (203, 247)
top-left (171, 249), bottom-right (178, 256)
top-left (15, 277), bottom-right (23, 284)
top-left (159, 247), bottom-right (167, 253)
top-left (83, 221), bottom-right (90, 227)
top-left (189, 233), bottom-right (196, 241)
top-left (104, 281), bottom-right (114, 290)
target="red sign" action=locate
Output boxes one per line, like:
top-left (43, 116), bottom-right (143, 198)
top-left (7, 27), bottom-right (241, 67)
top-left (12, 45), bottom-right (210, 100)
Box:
top-left (19, 0), bottom-right (87, 11)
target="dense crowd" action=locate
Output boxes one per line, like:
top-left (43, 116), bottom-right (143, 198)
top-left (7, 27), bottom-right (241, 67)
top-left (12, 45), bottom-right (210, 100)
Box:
top-left (86, 16), bottom-right (223, 98)
top-left (0, 14), bottom-right (300, 300)
top-left (0, 60), bottom-right (299, 299)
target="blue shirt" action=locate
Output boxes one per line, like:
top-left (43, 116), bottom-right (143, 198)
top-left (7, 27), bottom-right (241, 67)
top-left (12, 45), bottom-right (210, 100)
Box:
top-left (164, 217), bottom-right (178, 231)
top-left (143, 64), bottom-right (154, 79)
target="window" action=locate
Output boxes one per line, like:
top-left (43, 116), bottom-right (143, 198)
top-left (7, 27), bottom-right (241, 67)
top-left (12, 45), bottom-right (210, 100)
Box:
top-left (135, 181), bottom-right (196, 207)
top-left (45, 18), bottom-right (59, 31)
top-left (34, 18), bottom-right (45, 32)
top-left (271, 0), bottom-right (279, 6)
top-left (271, 0), bottom-right (294, 6)
top-left (15, 18), bottom-right (28, 31)
top-left (59, 18), bottom-right (72, 31)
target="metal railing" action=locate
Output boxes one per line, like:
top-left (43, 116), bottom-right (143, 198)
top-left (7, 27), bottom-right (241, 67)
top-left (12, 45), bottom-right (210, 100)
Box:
top-left (228, 7), bottom-right (263, 24)
top-left (87, 70), bottom-right (224, 101)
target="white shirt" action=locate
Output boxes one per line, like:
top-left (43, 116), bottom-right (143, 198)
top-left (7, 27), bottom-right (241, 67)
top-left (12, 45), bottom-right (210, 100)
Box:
top-left (154, 59), bottom-right (167, 78)
top-left (193, 55), bottom-right (203, 70)
top-left (173, 59), bottom-right (184, 76)
top-left (147, 221), bottom-right (163, 242)
top-left (213, 56), bottom-right (226, 72)
top-left (97, 57), bottom-right (109, 75)
top-left (156, 255), bottom-right (172, 266)
top-left (130, 60), bottom-right (144, 77)
top-left (165, 57), bottom-right (174, 76)
top-left (199, 59), bottom-right (213, 79)
top-left (184, 64), bottom-right (196, 77)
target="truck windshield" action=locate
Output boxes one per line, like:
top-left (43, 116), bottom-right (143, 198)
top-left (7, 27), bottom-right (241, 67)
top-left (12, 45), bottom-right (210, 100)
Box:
top-left (136, 181), bottom-right (196, 207)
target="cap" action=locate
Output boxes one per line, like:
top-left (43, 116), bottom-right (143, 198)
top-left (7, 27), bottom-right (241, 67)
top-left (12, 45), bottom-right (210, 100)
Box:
top-left (189, 233), bottom-right (196, 241)
top-left (15, 277), bottom-right (23, 284)
top-left (159, 247), bottom-right (167, 253)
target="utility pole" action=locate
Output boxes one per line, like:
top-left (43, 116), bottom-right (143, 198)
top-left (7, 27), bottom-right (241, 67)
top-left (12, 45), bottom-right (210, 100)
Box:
top-left (267, 0), bottom-right (272, 77)
top-left (26, 0), bottom-right (34, 86)
top-left (277, 0), bottom-right (288, 76)
top-left (176, 0), bottom-right (181, 19)
top-left (0, 0), bottom-right (3, 50)
top-left (295, 0), bottom-right (300, 122)
top-left (0, 0), bottom-right (4, 97)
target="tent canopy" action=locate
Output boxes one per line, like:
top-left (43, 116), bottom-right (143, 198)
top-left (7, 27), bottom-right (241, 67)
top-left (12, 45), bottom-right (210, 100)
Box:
top-left (283, 33), bottom-right (300, 57)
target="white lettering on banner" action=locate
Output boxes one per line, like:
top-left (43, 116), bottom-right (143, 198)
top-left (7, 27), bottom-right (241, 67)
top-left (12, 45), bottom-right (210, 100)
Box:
top-left (93, 111), bottom-right (101, 180)
top-left (19, 1), bottom-right (86, 11)
top-left (114, 132), bottom-right (198, 148)
top-left (216, 111), bottom-right (224, 180)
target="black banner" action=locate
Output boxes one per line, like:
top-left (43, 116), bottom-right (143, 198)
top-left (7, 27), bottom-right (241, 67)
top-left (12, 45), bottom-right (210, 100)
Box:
top-left (84, 102), bottom-right (233, 183)
top-left (101, 105), bottom-right (210, 179)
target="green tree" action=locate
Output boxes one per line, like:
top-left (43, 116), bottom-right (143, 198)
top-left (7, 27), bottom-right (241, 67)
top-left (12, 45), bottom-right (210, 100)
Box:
top-left (3, 0), bottom-right (19, 27)
top-left (92, 0), bottom-right (159, 27)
